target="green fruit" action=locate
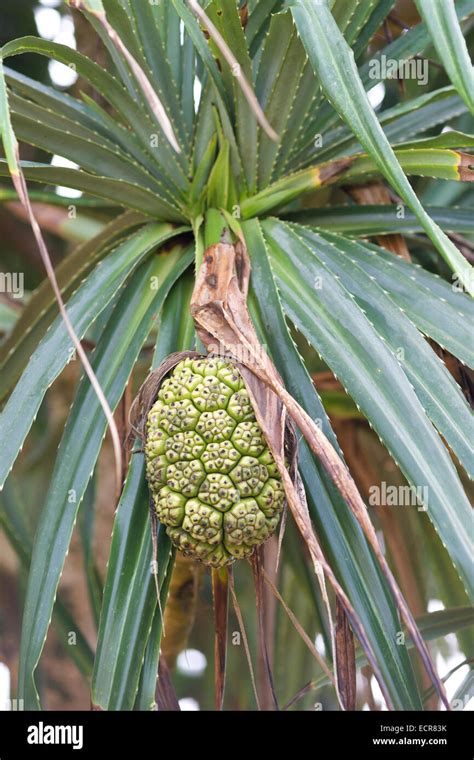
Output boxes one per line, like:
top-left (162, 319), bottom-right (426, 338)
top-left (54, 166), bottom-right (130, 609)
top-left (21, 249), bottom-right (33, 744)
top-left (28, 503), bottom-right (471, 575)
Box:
top-left (145, 356), bottom-right (285, 567)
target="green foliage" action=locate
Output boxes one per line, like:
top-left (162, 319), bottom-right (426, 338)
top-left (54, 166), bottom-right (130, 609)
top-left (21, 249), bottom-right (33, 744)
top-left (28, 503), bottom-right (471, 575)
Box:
top-left (0, 0), bottom-right (472, 711)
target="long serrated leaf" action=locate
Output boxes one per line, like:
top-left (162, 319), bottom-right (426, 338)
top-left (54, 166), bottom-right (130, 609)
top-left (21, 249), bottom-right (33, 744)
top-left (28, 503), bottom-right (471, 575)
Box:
top-left (244, 146), bottom-right (473, 217)
top-left (18, 246), bottom-right (191, 708)
top-left (2, 36), bottom-right (186, 188)
top-left (2, 37), bottom-right (147, 142)
top-left (0, 482), bottom-right (94, 680)
top-left (255, 16), bottom-right (307, 188)
top-left (284, 204), bottom-right (474, 235)
top-left (296, 226), bottom-right (474, 478)
top-left (125, 0), bottom-right (192, 151)
top-left (70, 0), bottom-right (181, 153)
top-left (4, 66), bottom-right (114, 142)
top-left (415, 0), bottom-right (474, 115)
top-left (263, 218), bottom-right (473, 599)
top-left (3, 68), bottom-right (168, 186)
top-left (208, 0), bottom-right (257, 193)
top-left (275, 61), bottom-right (320, 178)
top-left (7, 90), bottom-right (164, 188)
top-left (92, 268), bottom-right (194, 711)
top-left (9, 107), bottom-right (174, 196)
top-left (242, 219), bottom-right (422, 710)
top-left (348, 240), bottom-right (474, 367)
top-left (91, 454), bottom-right (173, 710)
top-left (291, 0), bottom-right (474, 293)
top-left (291, 87), bottom-right (467, 171)
top-left (357, 0), bottom-right (474, 88)
top-left (187, 0), bottom-right (277, 141)
top-left (0, 160), bottom-right (185, 220)
top-left (341, 148), bottom-right (473, 184)
top-left (0, 211), bottom-right (146, 400)
top-left (133, 274), bottom-right (195, 712)
top-left (171, 0), bottom-right (229, 111)
top-left (0, 223), bottom-right (184, 491)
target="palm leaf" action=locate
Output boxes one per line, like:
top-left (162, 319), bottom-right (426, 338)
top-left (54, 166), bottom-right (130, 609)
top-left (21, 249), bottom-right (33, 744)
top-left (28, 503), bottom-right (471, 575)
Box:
top-left (0, 211), bottom-right (146, 400)
top-left (284, 204), bottom-right (474, 236)
top-left (350, 240), bottom-right (474, 367)
top-left (415, 0), bottom-right (474, 114)
top-left (291, 1), bottom-right (473, 294)
top-left (244, 219), bottom-right (423, 709)
top-left (18, 245), bottom-right (191, 708)
top-left (0, 224), bottom-right (185, 490)
top-left (263, 218), bottom-right (472, 599)
top-left (92, 269), bottom-right (194, 710)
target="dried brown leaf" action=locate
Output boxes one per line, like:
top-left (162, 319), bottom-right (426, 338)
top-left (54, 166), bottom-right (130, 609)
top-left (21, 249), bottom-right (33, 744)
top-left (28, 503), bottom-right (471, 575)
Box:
top-left (156, 657), bottom-right (181, 711)
top-left (251, 547), bottom-right (279, 710)
top-left (262, 569), bottom-right (335, 687)
top-left (335, 598), bottom-right (357, 711)
top-left (212, 566), bottom-right (229, 711)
